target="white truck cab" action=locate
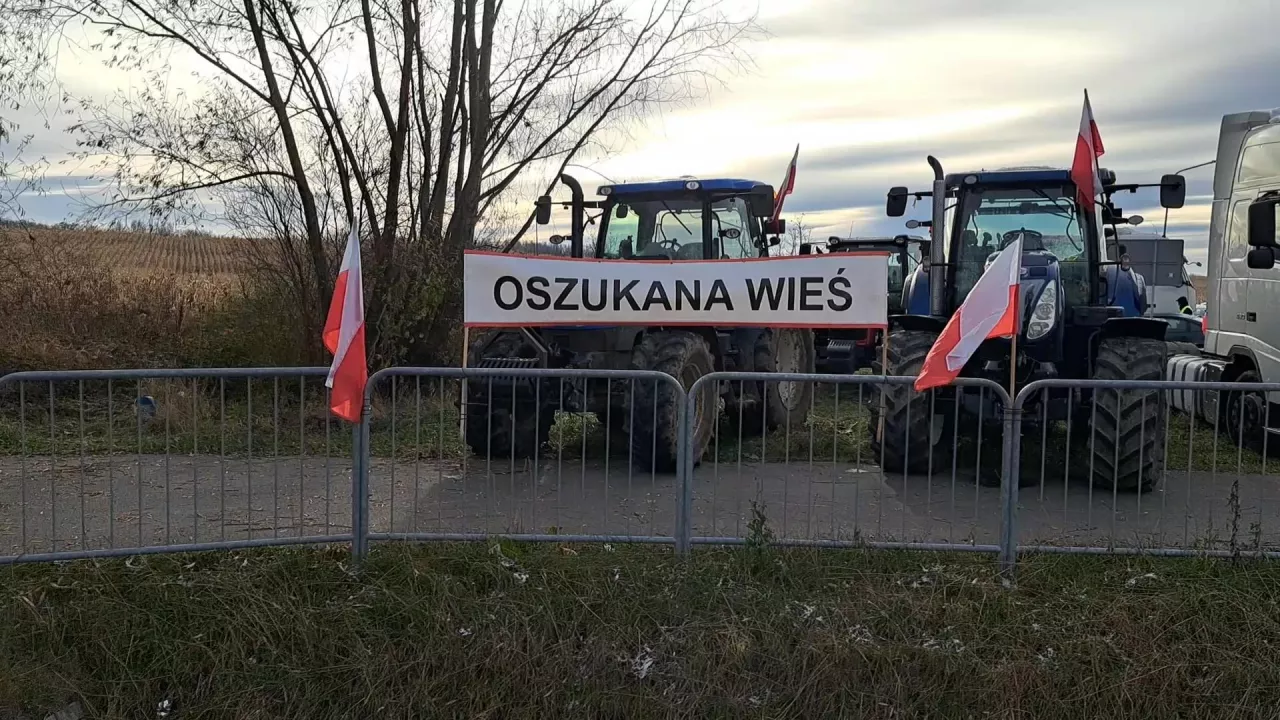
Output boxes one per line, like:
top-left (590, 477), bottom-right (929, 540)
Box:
top-left (1170, 109), bottom-right (1280, 449)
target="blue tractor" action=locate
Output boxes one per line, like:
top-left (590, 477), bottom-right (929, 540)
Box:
top-left (465, 174), bottom-right (817, 472)
top-left (873, 158), bottom-right (1187, 491)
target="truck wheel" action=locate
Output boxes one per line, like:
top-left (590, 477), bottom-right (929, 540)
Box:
top-left (628, 331), bottom-right (716, 472)
top-left (870, 330), bottom-right (952, 474)
top-left (730, 328), bottom-right (816, 437)
top-left (1090, 337), bottom-right (1167, 493)
top-left (1224, 369), bottom-right (1271, 455)
top-left (463, 331), bottom-right (552, 460)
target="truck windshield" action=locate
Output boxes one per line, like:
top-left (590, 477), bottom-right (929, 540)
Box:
top-left (951, 186), bottom-right (1091, 305)
top-left (598, 196), bottom-right (756, 260)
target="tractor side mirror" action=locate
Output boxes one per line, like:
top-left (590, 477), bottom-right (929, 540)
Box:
top-left (721, 227), bottom-right (741, 240)
top-left (1247, 247), bottom-right (1276, 270)
top-left (1248, 196), bottom-right (1280, 247)
top-left (548, 234), bottom-right (567, 245)
top-left (1160, 174), bottom-right (1186, 209)
top-left (748, 185), bottom-right (775, 217)
top-left (535, 196), bottom-right (552, 225)
top-left (616, 204), bottom-right (629, 219)
top-left (887, 186), bottom-right (909, 217)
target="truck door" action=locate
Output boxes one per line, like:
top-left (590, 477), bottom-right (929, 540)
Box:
top-left (1245, 199), bottom-right (1280, 403)
top-left (1218, 198), bottom-right (1251, 341)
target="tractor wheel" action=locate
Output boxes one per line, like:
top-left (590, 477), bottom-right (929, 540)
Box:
top-left (730, 328), bottom-right (816, 437)
top-left (628, 331), bottom-right (716, 473)
top-left (464, 403), bottom-right (556, 461)
top-left (463, 331), bottom-right (553, 460)
top-left (1089, 337), bottom-right (1168, 493)
top-left (1167, 341), bottom-right (1201, 358)
top-left (869, 329), bottom-right (952, 475)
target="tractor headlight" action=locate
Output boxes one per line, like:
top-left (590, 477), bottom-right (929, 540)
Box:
top-left (1026, 280), bottom-right (1057, 341)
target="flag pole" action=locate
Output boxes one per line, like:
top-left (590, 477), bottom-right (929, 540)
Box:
top-left (459, 326), bottom-right (470, 441)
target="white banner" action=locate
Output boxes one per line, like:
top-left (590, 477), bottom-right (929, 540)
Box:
top-left (464, 251), bottom-right (890, 328)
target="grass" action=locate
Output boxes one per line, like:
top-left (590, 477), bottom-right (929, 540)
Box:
top-left (4, 542), bottom-right (1280, 718)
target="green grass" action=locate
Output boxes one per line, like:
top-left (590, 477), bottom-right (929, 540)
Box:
top-left (4, 542), bottom-right (1280, 718)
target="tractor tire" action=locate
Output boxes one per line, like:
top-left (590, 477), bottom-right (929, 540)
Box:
top-left (628, 331), bottom-right (716, 473)
top-left (1089, 337), bottom-right (1168, 493)
top-left (1167, 341), bottom-right (1200, 358)
top-left (869, 329), bottom-right (951, 475)
top-left (730, 328), bottom-right (816, 437)
top-left (463, 330), bottom-right (553, 460)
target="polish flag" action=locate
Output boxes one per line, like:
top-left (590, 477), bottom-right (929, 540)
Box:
top-left (914, 238), bottom-right (1023, 392)
top-left (771, 144), bottom-right (799, 222)
top-left (323, 215), bottom-right (367, 423)
top-left (1070, 89), bottom-right (1106, 210)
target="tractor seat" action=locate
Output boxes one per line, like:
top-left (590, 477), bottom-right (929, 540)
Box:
top-left (675, 242), bottom-right (704, 260)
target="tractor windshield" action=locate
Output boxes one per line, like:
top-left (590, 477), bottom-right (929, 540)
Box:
top-left (950, 186), bottom-right (1092, 306)
top-left (598, 196), bottom-right (756, 260)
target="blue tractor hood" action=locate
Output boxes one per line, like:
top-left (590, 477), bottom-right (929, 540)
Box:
top-left (901, 248), bottom-right (1062, 335)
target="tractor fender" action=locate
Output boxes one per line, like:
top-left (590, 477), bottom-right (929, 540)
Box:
top-left (890, 314), bottom-right (947, 334)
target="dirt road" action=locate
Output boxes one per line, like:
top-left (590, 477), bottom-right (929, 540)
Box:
top-left (3, 451), bottom-right (1277, 559)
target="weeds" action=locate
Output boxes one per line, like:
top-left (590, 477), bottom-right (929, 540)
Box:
top-left (3, 544), bottom-right (1280, 718)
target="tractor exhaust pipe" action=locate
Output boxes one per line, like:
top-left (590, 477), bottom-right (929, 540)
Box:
top-left (560, 173), bottom-right (586, 258)
top-left (927, 156), bottom-right (946, 318)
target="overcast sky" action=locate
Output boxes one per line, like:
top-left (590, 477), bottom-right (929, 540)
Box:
top-left (10, 0), bottom-right (1280, 269)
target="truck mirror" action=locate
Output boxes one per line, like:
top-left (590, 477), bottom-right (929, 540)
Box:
top-left (1247, 247), bottom-right (1276, 270)
top-left (887, 187), bottom-right (909, 217)
top-left (1159, 174), bottom-right (1186, 209)
top-left (535, 196), bottom-right (552, 225)
top-left (1248, 197), bottom-right (1279, 247)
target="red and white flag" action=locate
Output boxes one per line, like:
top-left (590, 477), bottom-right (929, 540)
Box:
top-left (1070, 89), bottom-right (1106, 210)
top-left (323, 214), bottom-right (367, 423)
top-left (914, 238), bottom-right (1023, 392)
top-left (772, 144), bottom-right (799, 222)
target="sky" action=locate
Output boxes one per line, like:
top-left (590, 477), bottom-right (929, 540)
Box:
top-left (9, 0), bottom-right (1280, 271)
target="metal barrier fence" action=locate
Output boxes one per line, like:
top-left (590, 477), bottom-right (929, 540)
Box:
top-left (1008, 378), bottom-right (1280, 562)
top-left (356, 367), bottom-right (687, 557)
top-left (0, 368), bottom-right (354, 565)
top-left (681, 372), bottom-right (1013, 557)
top-left (2, 366), bottom-right (1278, 577)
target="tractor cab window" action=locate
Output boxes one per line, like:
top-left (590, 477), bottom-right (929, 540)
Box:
top-left (711, 197), bottom-right (756, 259)
top-left (952, 187), bottom-right (1092, 305)
top-left (598, 195), bottom-right (758, 260)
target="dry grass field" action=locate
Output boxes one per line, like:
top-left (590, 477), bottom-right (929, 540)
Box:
top-left (0, 225), bottom-right (306, 370)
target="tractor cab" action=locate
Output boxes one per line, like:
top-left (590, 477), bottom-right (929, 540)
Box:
top-left (889, 164), bottom-right (1186, 381)
top-left (535, 176), bottom-right (783, 260)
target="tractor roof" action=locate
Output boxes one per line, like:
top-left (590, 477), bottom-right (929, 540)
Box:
top-left (598, 178), bottom-right (768, 197)
top-left (944, 165), bottom-right (1116, 188)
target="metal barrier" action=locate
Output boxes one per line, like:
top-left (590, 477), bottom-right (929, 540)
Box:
top-left (1009, 378), bottom-right (1280, 561)
top-left (356, 367), bottom-right (688, 557)
top-left (681, 372), bottom-right (1014, 556)
top-left (4, 365), bottom-right (1279, 577)
top-left (0, 368), bottom-right (352, 565)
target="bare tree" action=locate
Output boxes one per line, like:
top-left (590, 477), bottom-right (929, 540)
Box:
top-left (11, 0), bottom-right (759, 363)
